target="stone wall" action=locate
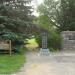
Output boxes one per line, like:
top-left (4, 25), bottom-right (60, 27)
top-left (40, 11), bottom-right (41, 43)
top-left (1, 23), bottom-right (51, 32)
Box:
top-left (61, 31), bottom-right (75, 50)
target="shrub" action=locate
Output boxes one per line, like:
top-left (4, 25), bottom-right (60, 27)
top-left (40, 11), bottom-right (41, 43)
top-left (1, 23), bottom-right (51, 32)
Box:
top-left (48, 31), bottom-right (62, 51)
top-left (13, 46), bottom-right (25, 54)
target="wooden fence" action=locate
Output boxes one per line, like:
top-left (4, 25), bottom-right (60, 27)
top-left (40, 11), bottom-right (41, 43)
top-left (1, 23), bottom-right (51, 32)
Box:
top-left (0, 40), bottom-right (12, 55)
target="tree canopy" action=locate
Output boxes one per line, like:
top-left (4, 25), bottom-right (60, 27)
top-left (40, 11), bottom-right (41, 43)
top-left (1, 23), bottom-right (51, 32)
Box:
top-left (37, 0), bottom-right (75, 31)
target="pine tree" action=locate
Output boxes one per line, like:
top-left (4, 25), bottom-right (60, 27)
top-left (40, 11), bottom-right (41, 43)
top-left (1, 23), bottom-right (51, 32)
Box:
top-left (0, 0), bottom-right (33, 33)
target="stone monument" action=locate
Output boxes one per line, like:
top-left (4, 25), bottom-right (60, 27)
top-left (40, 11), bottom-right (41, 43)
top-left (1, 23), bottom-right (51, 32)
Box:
top-left (39, 31), bottom-right (50, 56)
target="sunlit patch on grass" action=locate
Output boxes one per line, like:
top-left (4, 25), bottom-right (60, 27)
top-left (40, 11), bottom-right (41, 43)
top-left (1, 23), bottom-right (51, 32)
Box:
top-left (26, 38), bottom-right (39, 51)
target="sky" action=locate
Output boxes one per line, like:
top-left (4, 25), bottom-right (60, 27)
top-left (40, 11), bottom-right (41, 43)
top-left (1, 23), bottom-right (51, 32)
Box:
top-left (36, 0), bottom-right (43, 5)
top-left (32, 0), bottom-right (43, 16)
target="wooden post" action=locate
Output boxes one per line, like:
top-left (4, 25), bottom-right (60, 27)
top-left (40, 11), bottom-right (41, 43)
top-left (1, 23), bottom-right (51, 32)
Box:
top-left (9, 40), bottom-right (12, 56)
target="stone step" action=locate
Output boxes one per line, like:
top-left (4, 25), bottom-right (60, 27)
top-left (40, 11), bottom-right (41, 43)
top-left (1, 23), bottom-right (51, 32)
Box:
top-left (39, 48), bottom-right (50, 56)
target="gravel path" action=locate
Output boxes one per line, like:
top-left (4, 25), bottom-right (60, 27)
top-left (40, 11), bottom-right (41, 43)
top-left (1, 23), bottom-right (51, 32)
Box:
top-left (12, 51), bottom-right (75, 75)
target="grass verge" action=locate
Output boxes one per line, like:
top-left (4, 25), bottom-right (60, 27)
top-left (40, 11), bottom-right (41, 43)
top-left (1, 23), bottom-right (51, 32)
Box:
top-left (0, 54), bottom-right (25, 74)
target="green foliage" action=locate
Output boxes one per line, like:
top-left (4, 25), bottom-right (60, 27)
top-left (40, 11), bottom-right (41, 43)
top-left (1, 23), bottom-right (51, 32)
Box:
top-left (36, 36), bottom-right (41, 48)
top-left (37, 0), bottom-right (75, 31)
top-left (0, 0), bottom-right (34, 53)
top-left (1, 32), bottom-right (17, 41)
top-left (60, 0), bottom-right (75, 31)
top-left (48, 31), bottom-right (62, 50)
top-left (36, 15), bottom-right (55, 31)
top-left (12, 38), bottom-right (25, 53)
top-left (37, 0), bottom-right (60, 30)
top-left (13, 46), bottom-right (25, 54)
top-left (0, 0), bottom-right (33, 34)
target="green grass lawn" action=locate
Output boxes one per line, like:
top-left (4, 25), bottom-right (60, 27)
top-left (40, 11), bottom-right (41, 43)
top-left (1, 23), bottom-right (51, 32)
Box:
top-left (0, 54), bottom-right (25, 74)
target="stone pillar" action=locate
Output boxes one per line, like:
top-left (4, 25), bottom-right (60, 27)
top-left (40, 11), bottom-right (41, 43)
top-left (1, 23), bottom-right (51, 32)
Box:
top-left (41, 32), bottom-right (47, 49)
top-left (39, 31), bottom-right (50, 56)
